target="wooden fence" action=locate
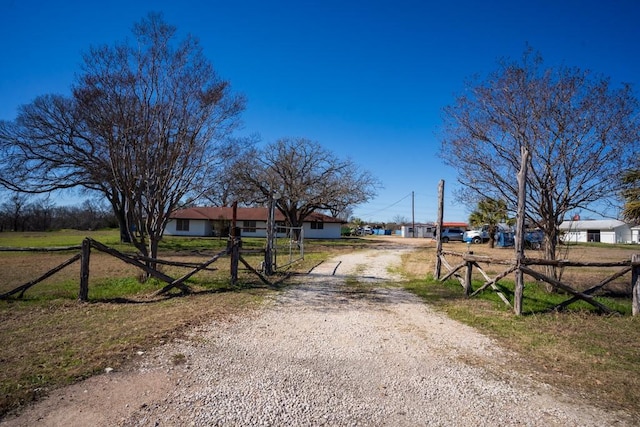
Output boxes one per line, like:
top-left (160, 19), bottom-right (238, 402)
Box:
top-left (436, 249), bottom-right (640, 316)
top-left (433, 152), bottom-right (640, 316)
top-left (0, 237), bottom-right (280, 302)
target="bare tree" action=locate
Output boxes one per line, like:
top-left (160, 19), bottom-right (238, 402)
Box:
top-left (392, 215), bottom-right (410, 225)
top-left (440, 48), bottom-right (640, 270)
top-left (0, 14), bottom-right (245, 259)
top-left (233, 137), bottom-right (380, 233)
top-left (201, 135), bottom-right (259, 207)
top-left (0, 192), bottom-right (29, 232)
top-left (27, 196), bottom-right (56, 231)
top-left (0, 191), bottom-right (116, 231)
top-left (335, 206), bottom-right (353, 222)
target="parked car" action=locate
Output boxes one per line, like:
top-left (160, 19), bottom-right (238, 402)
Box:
top-left (525, 229), bottom-right (544, 249)
top-left (496, 229), bottom-right (544, 249)
top-left (354, 226), bottom-right (373, 236)
top-left (441, 227), bottom-right (465, 243)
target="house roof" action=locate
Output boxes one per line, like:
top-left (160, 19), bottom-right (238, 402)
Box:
top-left (442, 222), bottom-right (469, 228)
top-left (559, 219), bottom-right (629, 230)
top-left (171, 207), bottom-right (344, 223)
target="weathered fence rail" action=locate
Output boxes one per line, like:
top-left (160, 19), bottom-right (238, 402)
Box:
top-left (433, 170), bottom-right (640, 315)
top-left (0, 253), bottom-right (82, 299)
top-left (0, 246), bottom-right (82, 252)
top-left (436, 249), bottom-right (640, 316)
top-left (1, 236), bottom-right (279, 302)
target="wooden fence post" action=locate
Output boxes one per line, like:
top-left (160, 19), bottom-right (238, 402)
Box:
top-left (464, 260), bottom-right (473, 296)
top-left (434, 179), bottom-right (444, 279)
top-left (230, 236), bottom-right (240, 285)
top-left (632, 254), bottom-right (640, 316)
top-left (513, 146), bottom-right (530, 316)
top-left (229, 202), bottom-right (239, 285)
top-left (79, 238), bottom-right (90, 302)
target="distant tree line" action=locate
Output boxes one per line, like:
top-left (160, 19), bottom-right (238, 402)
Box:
top-left (0, 193), bottom-right (116, 232)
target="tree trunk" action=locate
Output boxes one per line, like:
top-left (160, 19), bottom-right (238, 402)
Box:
top-left (119, 221), bottom-right (131, 243)
top-left (148, 237), bottom-right (159, 272)
top-left (109, 199), bottom-right (132, 243)
top-left (488, 224), bottom-right (497, 249)
top-left (287, 211), bottom-right (303, 241)
top-left (632, 254), bottom-right (639, 316)
top-left (543, 226), bottom-right (559, 292)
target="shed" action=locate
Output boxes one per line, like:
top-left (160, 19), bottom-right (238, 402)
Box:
top-left (400, 223), bottom-right (436, 238)
top-left (559, 219), bottom-right (634, 244)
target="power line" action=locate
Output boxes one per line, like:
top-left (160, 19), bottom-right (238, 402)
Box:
top-left (356, 192), bottom-right (413, 217)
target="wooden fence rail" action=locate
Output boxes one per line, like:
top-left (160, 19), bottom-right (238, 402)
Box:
top-left (1, 237), bottom-right (279, 302)
top-left (434, 158), bottom-right (640, 315)
top-left (0, 246), bottom-right (82, 252)
top-left (0, 253), bottom-right (82, 299)
top-left (436, 250), bottom-right (640, 316)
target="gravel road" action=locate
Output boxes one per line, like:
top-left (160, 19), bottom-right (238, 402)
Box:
top-left (2, 246), bottom-right (634, 426)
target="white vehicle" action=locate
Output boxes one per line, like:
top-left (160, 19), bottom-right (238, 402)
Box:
top-left (355, 225), bottom-right (373, 236)
top-left (463, 225), bottom-right (490, 244)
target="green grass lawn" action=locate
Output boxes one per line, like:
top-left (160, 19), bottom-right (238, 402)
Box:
top-left (0, 229), bottom-right (122, 248)
top-left (0, 230), bottom-right (371, 252)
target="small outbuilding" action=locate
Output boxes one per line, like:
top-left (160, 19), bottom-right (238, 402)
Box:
top-left (559, 219), bottom-right (636, 244)
top-left (400, 223), bottom-right (436, 238)
top-left (399, 222), bottom-right (469, 238)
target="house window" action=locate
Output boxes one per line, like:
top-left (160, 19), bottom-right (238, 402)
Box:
top-left (276, 221), bottom-right (287, 234)
top-left (176, 219), bottom-right (190, 231)
top-left (311, 221), bottom-right (324, 230)
top-left (243, 220), bottom-right (257, 233)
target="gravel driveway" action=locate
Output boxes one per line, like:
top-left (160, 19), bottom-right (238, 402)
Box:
top-left (2, 246), bottom-right (633, 426)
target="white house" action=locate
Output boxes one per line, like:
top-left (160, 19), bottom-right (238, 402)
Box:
top-left (165, 207), bottom-right (344, 239)
top-left (559, 219), bottom-right (636, 244)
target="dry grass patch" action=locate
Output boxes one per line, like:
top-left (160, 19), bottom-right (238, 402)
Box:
top-left (0, 290), bottom-right (266, 417)
top-left (400, 245), bottom-right (437, 278)
top-left (0, 252), bottom-right (139, 296)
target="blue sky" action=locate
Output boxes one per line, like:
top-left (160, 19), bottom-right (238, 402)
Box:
top-left (1, 0), bottom-right (639, 223)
